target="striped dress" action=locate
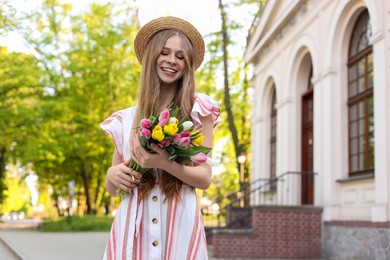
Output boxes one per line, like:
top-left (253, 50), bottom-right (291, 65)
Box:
top-left (100, 93), bottom-right (221, 260)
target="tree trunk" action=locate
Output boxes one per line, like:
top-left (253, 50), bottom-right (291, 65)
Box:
top-left (93, 170), bottom-right (104, 214)
top-left (80, 164), bottom-right (92, 214)
top-left (218, 0), bottom-right (244, 175)
top-left (0, 147), bottom-right (7, 204)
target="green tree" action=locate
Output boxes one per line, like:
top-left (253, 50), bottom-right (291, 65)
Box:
top-left (0, 46), bottom-right (45, 204)
top-left (0, 0), bottom-right (16, 34)
top-left (2, 172), bottom-right (31, 215)
top-left (217, 0), bottom-right (259, 190)
top-left (1, 163), bottom-right (33, 216)
top-left (200, 0), bottom-right (263, 207)
top-left (13, 0), bottom-right (141, 215)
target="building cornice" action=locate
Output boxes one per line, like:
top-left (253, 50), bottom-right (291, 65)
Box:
top-left (245, 0), bottom-right (304, 64)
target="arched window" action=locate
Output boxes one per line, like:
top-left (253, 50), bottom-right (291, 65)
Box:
top-left (270, 88), bottom-right (277, 179)
top-left (347, 10), bottom-right (374, 176)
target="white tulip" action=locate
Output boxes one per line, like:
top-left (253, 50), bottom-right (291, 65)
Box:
top-left (182, 121), bottom-right (194, 131)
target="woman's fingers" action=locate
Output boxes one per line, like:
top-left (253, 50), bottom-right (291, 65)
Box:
top-left (122, 170), bottom-right (141, 184)
top-left (123, 158), bottom-right (131, 167)
top-left (110, 164), bottom-right (140, 190)
top-left (122, 163), bottom-right (142, 180)
top-left (120, 163), bottom-right (131, 174)
top-left (149, 143), bottom-right (166, 155)
top-left (117, 174), bottom-right (139, 191)
top-left (131, 170), bottom-right (142, 179)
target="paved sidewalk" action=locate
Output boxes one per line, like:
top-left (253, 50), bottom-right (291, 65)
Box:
top-left (0, 222), bottom-right (107, 260)
top-left (0, 237), bottom-right (20, 260)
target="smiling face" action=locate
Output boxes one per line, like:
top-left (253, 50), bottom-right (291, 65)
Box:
top-left (156, 35), bottom-right (186, 87)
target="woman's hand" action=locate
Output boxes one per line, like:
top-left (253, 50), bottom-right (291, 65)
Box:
top-left (106, 158), bottom-right (142, 196)
top-left (131, 133), bottom-right (170, 169)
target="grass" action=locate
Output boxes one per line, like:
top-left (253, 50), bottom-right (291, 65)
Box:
top-left (38, 214), bottom-right (222, 232)
top-left (38, 215), bottom-right (114, 232)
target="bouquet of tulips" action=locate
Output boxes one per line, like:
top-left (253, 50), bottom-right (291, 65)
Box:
top-left (117, 103), bottom-right (214, 196)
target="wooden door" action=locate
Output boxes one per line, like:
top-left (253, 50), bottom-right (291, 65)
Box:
top-left (301, 90), bottom-right (314, 205)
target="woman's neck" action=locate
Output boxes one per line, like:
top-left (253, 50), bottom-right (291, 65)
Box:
top-left (158, 84), bottom-right (177, 112)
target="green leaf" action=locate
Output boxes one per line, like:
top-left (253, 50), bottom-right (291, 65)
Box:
top-left (170, 105), bottom-right (181, 118)
top-left (139, 135), bottom-right (146, 147)
top-left (151, 103), bottom-right (156, 117)
top-left (168, 154), bottom-right (177, 160)
top-left (166, 146), bottom-right (176, 155)
top-left (172, 145), bottom-right (212, 157)
top-left (174, 156), bottom-right (192, 164)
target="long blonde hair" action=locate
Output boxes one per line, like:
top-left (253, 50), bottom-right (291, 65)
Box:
top-left (135, 29), bottom-right (196, 200)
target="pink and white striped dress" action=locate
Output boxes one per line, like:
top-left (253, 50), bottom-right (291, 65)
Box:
top-left (100, 93), bottom-right (221, 260)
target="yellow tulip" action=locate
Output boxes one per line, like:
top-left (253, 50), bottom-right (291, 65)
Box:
top-left (152, 125), bottom-right (165, 141)
top-left (164, 123), bottom-right (179, 136)
top-left (192, 132), bottom-right (205, 146)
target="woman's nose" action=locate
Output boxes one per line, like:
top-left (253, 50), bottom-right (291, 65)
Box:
top-left (167, 54), bottom-right (177, 64)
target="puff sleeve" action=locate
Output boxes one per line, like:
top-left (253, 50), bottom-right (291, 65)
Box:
top-left (191, 93), bottom-right (222, 130)
top-left (100, 110), bottom-right (124, 156)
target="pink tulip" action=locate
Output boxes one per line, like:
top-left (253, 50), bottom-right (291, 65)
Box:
top-left (158, 139), bottom-right (170, 148)
top-left (140, 118), bottom-right (151, 129)
top-left (140, 128), bottom-right (151, 139)
top-left (180, 132), bottom-right (191, 138)
top-left (178, 137), bottom-right (190, 147)
top-left (158, 109), bottom-right (170, 126)
top-left (173, 134), bottom-right (181, 143)
top-left (190, 153), bottom-right (208, 164)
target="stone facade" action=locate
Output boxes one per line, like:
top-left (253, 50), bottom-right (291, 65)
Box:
top-left (324, 222), bottom-right (390, 259)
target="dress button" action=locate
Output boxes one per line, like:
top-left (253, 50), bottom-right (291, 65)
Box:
top-left (152, 240), bottom-right (158, 246)
top-left (152, 218), bottom-right (158, 224)
top-left (152, 196), bottom-right (158, 202)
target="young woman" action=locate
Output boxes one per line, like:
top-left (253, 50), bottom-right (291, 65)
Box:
top-left (100, 16), bottom-right (221, 259)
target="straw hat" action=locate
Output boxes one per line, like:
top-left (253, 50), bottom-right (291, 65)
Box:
top-left (134, 16), bottom-right (205, 70)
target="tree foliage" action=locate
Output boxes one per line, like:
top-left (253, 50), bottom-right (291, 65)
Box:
top-left (0, 0), bottom-right (16, 34)
top-left (2, 0), bottom-right (141, 215)
top-left (0, 46), bottom-right (45, 204)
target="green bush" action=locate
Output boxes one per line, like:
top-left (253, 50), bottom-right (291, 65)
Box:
top-left (38, 215), bottom-right (113, 232)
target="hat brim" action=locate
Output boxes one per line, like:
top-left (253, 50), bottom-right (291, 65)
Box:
top-left (134, 16), bottom-right (205, 70)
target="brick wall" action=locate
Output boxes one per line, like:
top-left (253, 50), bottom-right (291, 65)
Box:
top-left (226, 207), bottom-right (252, 228)
top-left (212, 205), bottom-right (322, 259)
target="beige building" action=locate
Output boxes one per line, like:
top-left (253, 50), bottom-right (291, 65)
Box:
top-left (244, 0), bottom-right (390, 257)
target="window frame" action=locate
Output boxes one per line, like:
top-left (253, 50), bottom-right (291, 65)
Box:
top-left (347, 10), bottom-right (374, 176)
